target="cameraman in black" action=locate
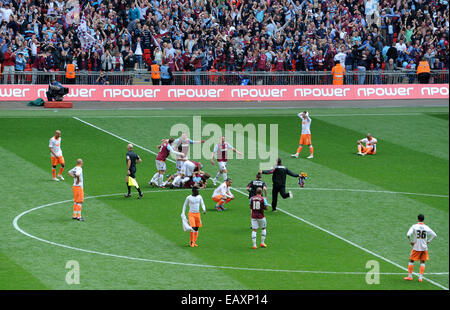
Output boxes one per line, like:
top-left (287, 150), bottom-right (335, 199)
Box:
top-left (260, 158), bottom-right (299, 212)
top-left (46, 79), bottom-right (69, 101)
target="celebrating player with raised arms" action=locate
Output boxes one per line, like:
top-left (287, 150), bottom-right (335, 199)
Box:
top-left (210, 136), bottom-right (243, 185)
top-left (49, 130), bottom-right (65, 181)
top-left (149, 138), bottom-right (184, 188)
top-left (404, 214), bottom-right (437, 283)
top-left (292, 111), bottom-right (314, 159)
top-left (250, 187), bottom-right (269, 249)
top-left (181, 186), bottom-right (206, 247)
top-left (174, 132), bottom-right (205, 174)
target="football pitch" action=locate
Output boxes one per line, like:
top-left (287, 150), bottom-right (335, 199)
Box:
top-left (0, 106), bottom-right (448, 290)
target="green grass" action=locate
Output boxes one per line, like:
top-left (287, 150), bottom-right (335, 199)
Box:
top-left (0, 107), bottom-right (448, 290)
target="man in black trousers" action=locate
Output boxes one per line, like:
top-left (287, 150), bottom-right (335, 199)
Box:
top-left (125, 143), bottom-right (144, 199)
top-left (260, 158), bottom-right (299, 212)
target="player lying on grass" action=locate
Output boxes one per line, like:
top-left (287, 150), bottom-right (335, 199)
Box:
top-left (357, 133), bottom-right (377, 156)
top-left (68, 159), bottom-right (84, 221)
top-left (181, 186), bottom-right (206, 247)
top-left (250, 187), bottom-right (269, 249)
top-left (291, 111), bottom-right (314, 159)
top-left (404, 214), bottom-right (437, 283)
top-left (212, 178), bottom-right (234, 211)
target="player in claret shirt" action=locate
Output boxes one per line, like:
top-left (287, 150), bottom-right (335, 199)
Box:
top-left (250, 187), bottom-right (270, 249)
top-left (404, 214), bottom-right (437, 283)
top-left (210, 136), bottom-right (243, 185)
top-left (149, 138), bottom-right (184, 188)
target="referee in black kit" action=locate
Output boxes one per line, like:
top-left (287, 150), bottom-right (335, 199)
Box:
top-left (125, 144), bottom-right (143, 199)
top-left (260, 158), bottom-right (298, 212)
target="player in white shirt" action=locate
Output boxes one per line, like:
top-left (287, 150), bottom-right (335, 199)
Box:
top-left (49, 130), bottom-right (65, 181)
top-left (68, 159), bottom-right (85, 221)
top-left (291, 111), bottom-right (314, 159)
top-left (210, 136), bottom-right (243, 185)
top-left (171, 159), bottom-right (197, 188)
top-left (181, 186), bottom-right (206, 247)
top-left (212, 178), bottom-right (234, 211)
top-left (404, 214), bottom-right (437, 282)
top-left (357, 133), bottom-right (378, 156)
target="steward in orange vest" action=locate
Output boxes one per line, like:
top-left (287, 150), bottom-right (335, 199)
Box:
top-left (416, 58), bottom-right (431, 84)
top-left (66, 63), bottom-right (76, 84)
top-left (331, 60), bottom-right (346, 85)
top-left (150, 61), bottom-right (161, 85)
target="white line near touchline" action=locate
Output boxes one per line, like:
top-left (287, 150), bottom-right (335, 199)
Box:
top-left (72, 116), bottom-right (449, 290)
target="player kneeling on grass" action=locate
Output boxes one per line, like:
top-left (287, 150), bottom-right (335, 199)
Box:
top-left (181, 186), bottom-right (206, 247)
top-left (250, 187), bottom-right (269, 249)
top-left (68, 159), bottom-right (85, 221)
top-left (357, 133), bottom-right (377, 156)
top-left (212, 178), bottom-right (234, 211)
top-left (404, 214), bottom-right (437, 282)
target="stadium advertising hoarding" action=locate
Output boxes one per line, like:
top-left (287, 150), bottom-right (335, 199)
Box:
top-left (0, 84), bottom-right (448, 102)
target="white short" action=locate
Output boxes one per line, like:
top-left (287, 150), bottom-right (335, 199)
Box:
top-left (218, 161), bottom-right (227, 171)
top-left (156, 160), bottom-right (166, 171)
top-left (181, 163), bottom-right (195, 177)
top-left (176, 160), bottom-right (184, 172)
top-left (251, 218), bottom-right (266, 230)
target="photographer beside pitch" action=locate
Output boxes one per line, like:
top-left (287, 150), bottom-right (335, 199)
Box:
top-left (260, 158), bottom-right (299, 212)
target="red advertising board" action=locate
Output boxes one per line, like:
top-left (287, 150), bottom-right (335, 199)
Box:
top-left (0, 84), bottom-right (448, 102)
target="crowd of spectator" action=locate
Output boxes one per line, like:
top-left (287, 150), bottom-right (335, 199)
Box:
top-left (0, 0), bottom-right (448, 85)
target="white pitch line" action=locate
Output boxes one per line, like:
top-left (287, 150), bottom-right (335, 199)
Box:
top-left (278, 187), bottom-right (449, 198)
top-left (12, 190), bottom-right (449, 277)
top-left (72, 117), bottom-right (449, 290)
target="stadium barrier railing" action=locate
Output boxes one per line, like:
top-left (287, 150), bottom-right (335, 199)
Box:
top-left (0, 70), bottom-right (448, 86)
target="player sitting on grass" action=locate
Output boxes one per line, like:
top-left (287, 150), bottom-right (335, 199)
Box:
top-left (357, 133), bottom-right (377, 156)
top-left (212, 178), bottom-right (234, 211)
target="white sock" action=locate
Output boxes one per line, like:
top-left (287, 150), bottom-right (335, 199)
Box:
top-left (158, 174), bottom-right (164, 186)
top-left (223, 172), bottom-right (227, 181)
top-left (215, 171), bottom-right (221, 179)
top-left (251, 231), bottom-right (257, 247)
top-left (261, 229), bottom-right (266, 244)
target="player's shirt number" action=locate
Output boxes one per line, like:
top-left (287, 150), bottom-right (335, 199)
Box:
top-left (252, 201), bottom-right (261, 210)
top-left (416, 230), bottom-right (427, 239)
